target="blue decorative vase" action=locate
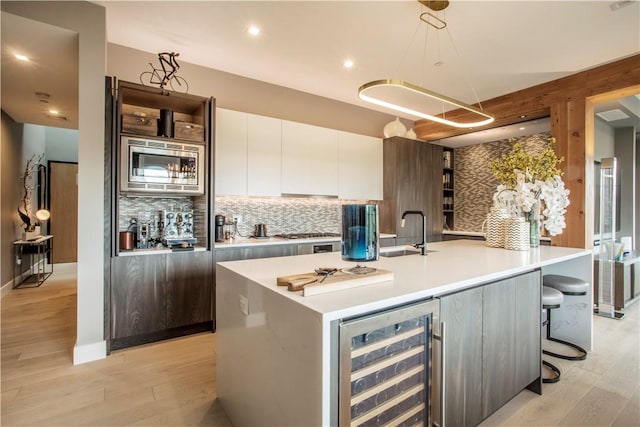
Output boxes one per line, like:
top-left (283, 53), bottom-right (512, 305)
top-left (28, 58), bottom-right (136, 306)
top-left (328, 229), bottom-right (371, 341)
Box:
top-left (342, 204), bottom-right (379, 262)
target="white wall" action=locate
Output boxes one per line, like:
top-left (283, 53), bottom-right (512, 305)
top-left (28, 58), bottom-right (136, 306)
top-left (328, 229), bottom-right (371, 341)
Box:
top-left (2, 1), bottom-right (107, 364)
top-left (107, 44), bottom-right (402, 138)
top-left (594, 117), bottom-right (615, 161)
top-left (45, 127), bottom-right (78, 162)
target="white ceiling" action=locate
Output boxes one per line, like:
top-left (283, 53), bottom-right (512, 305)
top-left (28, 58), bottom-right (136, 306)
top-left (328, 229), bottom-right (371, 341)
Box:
top-left (2, 1), bottom-right (639, 142)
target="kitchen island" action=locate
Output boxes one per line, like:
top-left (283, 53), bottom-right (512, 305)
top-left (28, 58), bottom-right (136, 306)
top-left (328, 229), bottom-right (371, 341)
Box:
top-left (216, 239), bottom-right (592, 426)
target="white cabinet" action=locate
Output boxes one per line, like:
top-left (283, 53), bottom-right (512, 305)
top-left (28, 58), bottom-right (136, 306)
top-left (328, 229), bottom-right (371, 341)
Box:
top-left (216, 110), bottom-right (380, 199)
top-left (215, 108), bottom-right (247, 195)
top-left (281, 120), bottom-right (339, 196)
top-left (338, 131), bottom-right (383, 200)
top-left (216, 110), bottom-right (281, 196)
top-left (247, 114), bottom-right (282, 196)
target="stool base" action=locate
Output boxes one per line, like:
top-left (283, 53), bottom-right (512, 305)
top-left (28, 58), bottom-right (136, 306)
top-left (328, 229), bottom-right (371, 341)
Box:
top-left (542, 360), bottom-right (561, 383)
top-left (543, 336), bottom-right (587, 361)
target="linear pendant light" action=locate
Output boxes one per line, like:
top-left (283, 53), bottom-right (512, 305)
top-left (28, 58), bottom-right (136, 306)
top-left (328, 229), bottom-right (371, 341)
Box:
top-left (358, 1), bottom-right (495, 129)
top-left (359, 79), bottom-right (494, 129)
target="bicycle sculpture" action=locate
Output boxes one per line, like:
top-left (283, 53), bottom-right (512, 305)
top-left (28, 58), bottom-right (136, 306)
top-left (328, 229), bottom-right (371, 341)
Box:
top-left (140, 52), bottom-right (190, 93)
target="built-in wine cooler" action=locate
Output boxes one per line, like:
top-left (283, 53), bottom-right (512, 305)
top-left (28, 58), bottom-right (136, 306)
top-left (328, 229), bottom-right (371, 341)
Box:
top-left (337, 299), bottom-right (443, 426)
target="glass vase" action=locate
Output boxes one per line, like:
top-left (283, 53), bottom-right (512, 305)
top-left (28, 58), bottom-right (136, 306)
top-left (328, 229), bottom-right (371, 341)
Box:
top-left (528, 200), bottom-right (541, 248)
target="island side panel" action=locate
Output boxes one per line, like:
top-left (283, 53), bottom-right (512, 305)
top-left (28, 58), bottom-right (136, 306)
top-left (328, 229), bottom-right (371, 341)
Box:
top-left (216, 264), bottom-right (324, 427)
top-left (541, 252), bottom-right (593, 351)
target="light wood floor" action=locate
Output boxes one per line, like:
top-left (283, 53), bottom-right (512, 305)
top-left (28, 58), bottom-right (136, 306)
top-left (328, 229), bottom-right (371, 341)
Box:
top-left (1, 266), bottom-right (638, 426)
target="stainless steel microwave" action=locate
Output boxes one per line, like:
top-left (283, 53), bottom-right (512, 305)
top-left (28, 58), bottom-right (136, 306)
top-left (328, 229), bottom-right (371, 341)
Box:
top-left (120, 136), bottom-right (205, 194)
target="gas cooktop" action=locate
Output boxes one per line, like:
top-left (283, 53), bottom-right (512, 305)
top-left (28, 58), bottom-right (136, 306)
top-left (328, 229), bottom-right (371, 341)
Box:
top-left (274, 232), bottom-right (341, 240)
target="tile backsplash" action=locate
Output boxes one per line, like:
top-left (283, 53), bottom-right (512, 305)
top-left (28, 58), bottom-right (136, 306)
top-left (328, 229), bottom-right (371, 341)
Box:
top-left (215, 196), bottom-right (369, 237)
top-left (118, 195), bottom-right (193, 239)
top-left (453, 131), bottom-right (551, 232)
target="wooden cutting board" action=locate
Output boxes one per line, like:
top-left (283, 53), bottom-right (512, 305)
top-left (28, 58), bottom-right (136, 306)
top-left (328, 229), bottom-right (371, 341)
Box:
top-left (276, 268), bottom-right (394, 296)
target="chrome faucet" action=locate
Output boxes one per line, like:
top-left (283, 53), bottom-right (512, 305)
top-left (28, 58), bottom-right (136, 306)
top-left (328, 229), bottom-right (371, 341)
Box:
top-left (401, 210), bottom-right (427, 255)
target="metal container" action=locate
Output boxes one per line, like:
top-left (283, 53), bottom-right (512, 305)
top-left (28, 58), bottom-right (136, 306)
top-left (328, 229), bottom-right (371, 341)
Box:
top-left (119, 231), bottom-right (134, 251)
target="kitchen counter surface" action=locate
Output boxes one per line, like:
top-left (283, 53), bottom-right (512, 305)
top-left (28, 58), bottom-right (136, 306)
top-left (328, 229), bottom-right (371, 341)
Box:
top-left (118, 246), bottom-right (208, 256)
top-left (217, 239), bottom-right (591, 321)
top-left (214, 233), bottom-right (396, 249)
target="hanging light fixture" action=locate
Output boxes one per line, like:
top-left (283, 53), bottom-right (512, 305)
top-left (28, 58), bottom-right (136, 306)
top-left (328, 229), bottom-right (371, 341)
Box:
top-left (358, 1), bottom-right (494, 129)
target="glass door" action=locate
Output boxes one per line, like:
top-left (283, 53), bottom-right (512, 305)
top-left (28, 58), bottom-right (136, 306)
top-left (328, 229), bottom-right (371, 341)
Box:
top-left (338, 299), bottom-right (441, 426)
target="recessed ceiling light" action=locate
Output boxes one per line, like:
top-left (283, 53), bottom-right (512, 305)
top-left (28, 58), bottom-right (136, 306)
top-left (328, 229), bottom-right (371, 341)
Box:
top-left (519, 127), bottom-right (526, 130)
top-left (49, 109), bottom-right (59, 115)
top-left (343, 59), bottom-right (354, 69)
top-left (15, 54), bottom-right (29, 62)
top-left (247, 25), bottom-right (260, 36)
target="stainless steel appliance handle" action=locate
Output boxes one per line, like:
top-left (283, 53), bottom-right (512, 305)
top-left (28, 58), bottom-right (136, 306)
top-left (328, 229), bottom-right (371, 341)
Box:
top-left (440, 321), bottom-right (445, 427)
top-left (433, 321), bottom-right (445, 427)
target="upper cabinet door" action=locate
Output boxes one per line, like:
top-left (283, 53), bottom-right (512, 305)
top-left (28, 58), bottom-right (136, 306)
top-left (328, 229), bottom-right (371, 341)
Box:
top-left (281, 120), bottom-right (339, 196)
top-left (338, 132), bottom-right (383, 200)
top-left (215, 108), bottom-right (248, 196)
top-left (247, 114), bottom-right (282, 196)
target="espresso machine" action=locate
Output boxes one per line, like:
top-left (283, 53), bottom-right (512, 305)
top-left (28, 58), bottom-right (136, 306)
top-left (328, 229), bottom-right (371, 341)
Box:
top-left (162, 209), bottom-right (196, 249)
top-left (136, 211), bottom-right (153, 249)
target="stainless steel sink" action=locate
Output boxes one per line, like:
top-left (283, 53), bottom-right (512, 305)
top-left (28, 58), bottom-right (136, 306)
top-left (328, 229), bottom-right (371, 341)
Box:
top-left (379, 246), bottom-right (437, 257)
top-left (380, 249), bottom-right (421, 257)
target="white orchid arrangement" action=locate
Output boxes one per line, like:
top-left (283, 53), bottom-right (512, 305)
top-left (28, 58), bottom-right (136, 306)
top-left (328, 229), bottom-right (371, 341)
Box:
top-left (493, 171), bottom-right (570, 235)
top-left (490, 138), bottom-right (570, 236)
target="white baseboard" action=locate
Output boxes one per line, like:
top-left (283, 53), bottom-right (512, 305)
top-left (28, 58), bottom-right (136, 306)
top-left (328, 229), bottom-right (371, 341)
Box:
top-left (73, 340), bottom-right (107, 365)
top-left (1, 279), bottom-right (14, 298)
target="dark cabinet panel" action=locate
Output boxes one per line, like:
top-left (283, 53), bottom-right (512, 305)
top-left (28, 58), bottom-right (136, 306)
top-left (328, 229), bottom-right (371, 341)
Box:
top-left (439, 270), bottom-right (541, 424)
top-left (111, 255), bottom-right (166, 339)
top-left (514, 271), bottom-right (541, 392)
top-left (440, 286), bottom-right (483, 427)
top-left (381, 136), bottom-right (443, 244)
top-left (482, 278), bottom-right (517, 417)
top-left (215, 244), bottom-right (298, 263)
top-left (166, 251), bottom-right (213, 328)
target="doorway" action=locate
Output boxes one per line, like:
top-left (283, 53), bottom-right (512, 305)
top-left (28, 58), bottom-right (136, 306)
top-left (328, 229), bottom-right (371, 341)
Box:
top-left (49, 161), bottom-right (78, 263)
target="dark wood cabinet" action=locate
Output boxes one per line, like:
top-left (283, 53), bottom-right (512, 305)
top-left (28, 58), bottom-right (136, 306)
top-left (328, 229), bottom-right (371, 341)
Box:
top-left (216, 244), bottom-right (299, 263)
top-left (166, 251), bottom-right (213, 328)
top-left (482, 277), bottom-right (518, 417)
top-left (107, 78), bottom-right (216, 351)
top-left (380, 136), bottom-right (443, 245)
top-left (440, 270), bottom-right (541, 426)
top-left (482, 271), bottom-right (541, 417)
top-left (111, 255), bottom-right (167, 339)
top-left (111, 251), bottom-right (214, 348)
top-left (440, 286), bottom-right (483, 427)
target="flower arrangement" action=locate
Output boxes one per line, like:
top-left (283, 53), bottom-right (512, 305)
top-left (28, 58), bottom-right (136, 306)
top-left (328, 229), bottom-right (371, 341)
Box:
top-left (17, 153), bottom-right (44, 232)
top-left (490, 137), bottom-right (570, 236)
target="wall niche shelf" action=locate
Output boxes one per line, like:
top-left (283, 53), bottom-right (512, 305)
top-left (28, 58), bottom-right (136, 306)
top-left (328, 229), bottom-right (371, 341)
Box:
top-left (443, 147), bottom-right (454, 230)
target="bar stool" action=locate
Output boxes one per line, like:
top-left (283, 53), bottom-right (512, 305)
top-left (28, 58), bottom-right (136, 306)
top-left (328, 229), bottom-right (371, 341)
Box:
top-left (542, 274), bottom-right (588, 361)
top-left (542, 286), bottom-right (563, 383)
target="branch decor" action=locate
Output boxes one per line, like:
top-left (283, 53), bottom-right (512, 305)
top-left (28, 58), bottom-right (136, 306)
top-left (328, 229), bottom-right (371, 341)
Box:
top-left (18, 153), bottom-right (44, 232)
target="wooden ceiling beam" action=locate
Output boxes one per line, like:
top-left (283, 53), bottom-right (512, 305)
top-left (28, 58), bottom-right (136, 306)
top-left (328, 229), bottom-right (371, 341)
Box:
top-left (414, 54), bottom-right (640, 142)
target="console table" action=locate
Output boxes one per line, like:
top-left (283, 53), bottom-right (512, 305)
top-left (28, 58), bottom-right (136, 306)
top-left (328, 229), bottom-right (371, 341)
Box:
top-left (13, 235), bottom-right (53, 288)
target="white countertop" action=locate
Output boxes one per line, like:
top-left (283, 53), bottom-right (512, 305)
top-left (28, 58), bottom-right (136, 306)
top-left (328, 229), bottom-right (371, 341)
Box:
top-left (214, 233), bottom-right (396, 249)
top-left (217, 239), bottom-right (591, 321)
top-left (443, 229), bottom-right (551, 241)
